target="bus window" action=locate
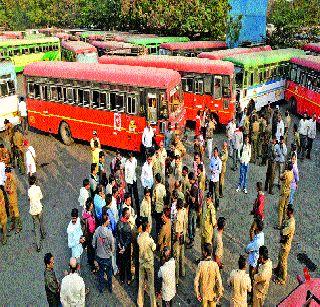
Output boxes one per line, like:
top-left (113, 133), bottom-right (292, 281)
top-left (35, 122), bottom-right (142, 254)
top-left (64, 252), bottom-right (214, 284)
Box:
top-left (194, 78), bottom-right (204, 94)
top-left (259, 70), bottom-right (263, 83)
top-left (13, 49), bottom-right (20, 56)
top-left (147, 93), bottom-right (157, 123)
top-left (83, 90), bottom-right (90, 107)
top-left (66, 87), bottom-right (74, 103)
top-left (99, 92), bottom-right (108, 109)
top-left (213, 76), bottom-right (222, 99)
top-left (57, 86), bottom-right (63, 101)
top-left (222, 76), bottom-right (231, 98)
top-left (34, 84), bottom-right (40, 99)
top-left (296, 67), bottom-right (301, 83)
top-left (29, 47), bottom-right (35, 53)
top-left (182, 76), bottom-right (194, 92)
top-left (50, 86), bottom-right (58, 101)
top-left (40, 85), bottom-right (48, 100)
top-left (27, 83), bottom-right (35, 98)
top-left (7, 80), bottom-right (15, 95)
top-left (110, 92), bottom-right (117, 111)
top-left (116, 93), bottom-right (125, 112)
top-left (148, 46), bottom-right (158, 54)
top-left (92, 90), bottom-right (100, 108)
top-left (290, 67), bottom-right (297, 82)
top-left (203, 75), bottom-right (212, 94)
top-left (0, 83), bottom-right (8, 97)
top-left (249, 72), bottom-right (254, 86)
top-left (235, 70), bottom-right (243, 88)
top-left (127, 94), bottom-right (138, 115)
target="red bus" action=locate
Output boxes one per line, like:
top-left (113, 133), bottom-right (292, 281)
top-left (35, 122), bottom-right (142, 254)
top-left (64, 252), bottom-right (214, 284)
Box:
top-left (54, 32), bottom-right (72, 40)
top-left (24, 62), bottom-right (185, 151)
top-left (285, 56), bottom-right (320, 122)
top-left (198, 45), bottom-right (272, 60)
top-left (99, 55), bottom-right (235, 126)
top-left (159, 41), bottom-right (227, 57)
top-left (91, 40), bottom-right (145, 56)
top-left (302, 43), bottom-right (320, 55)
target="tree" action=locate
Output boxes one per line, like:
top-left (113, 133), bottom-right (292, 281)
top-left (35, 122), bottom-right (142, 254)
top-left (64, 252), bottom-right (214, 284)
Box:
top-left (227, 14), bottom-right (243, 48)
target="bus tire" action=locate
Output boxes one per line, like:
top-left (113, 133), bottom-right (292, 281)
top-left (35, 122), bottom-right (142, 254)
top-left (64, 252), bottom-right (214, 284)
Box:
top-left (290, 97), bottom-right (297, 114)
top-left (59, 121), bottom-right (74, 146)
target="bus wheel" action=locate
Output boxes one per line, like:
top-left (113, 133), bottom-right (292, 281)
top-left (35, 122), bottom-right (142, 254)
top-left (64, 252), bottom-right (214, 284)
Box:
top-left (290, 97), bottom-right (297, 114)
top-left (59, 122), bottom-right (74, 146)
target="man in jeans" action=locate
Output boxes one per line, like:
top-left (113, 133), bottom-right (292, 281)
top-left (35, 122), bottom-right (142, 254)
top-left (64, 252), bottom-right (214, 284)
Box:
top-left (274, 136), bottom-right (287, 189)
top-left (93, 214), bottom-right (114, 293)
top-left (232, 127), bottom-right (243, 171)
top-left (209, 147), bottom-right (222, 209)
top-left (28, 174), bottom-right (45, 252)
top-left (236, 135), bottom-right (251, 194)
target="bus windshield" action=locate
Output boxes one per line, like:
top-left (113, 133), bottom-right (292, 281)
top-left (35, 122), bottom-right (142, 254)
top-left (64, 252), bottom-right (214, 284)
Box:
top-left (235, 67), bottom-right (243, 88)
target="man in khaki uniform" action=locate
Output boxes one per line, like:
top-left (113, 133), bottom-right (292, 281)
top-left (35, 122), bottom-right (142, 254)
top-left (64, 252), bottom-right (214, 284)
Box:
top-left (213, 217), bottom-right (226, 269)
top-left (277, 162), bottom-right (294, 229)
top-left (194, 243), bottom-right (223, 307)
top-left (201, 193), bottom-right (216, 251)
top-left (197, 164), bottom-right (206, 192)
top-left (251, 116), bottom-right (260, 163)
top-left (13, 128), bottom-right (25, 174)
top-left (253, 246), bottom-right (272, 307)
top-left (157, 208), bottom-right (171, 254)
top-left (274, 205), bottom-right (295, 285)
top-left (258, 115), bottom-right (267, 166)
top-left (173, 198), bottom-right (186, 285)
top-left (152, 173), bottom-right (166, 237)
top-left (0, 144), bottom-right (10, 166)
top-left (228, 255), bottom-right (251, 307)
top-left (137, 219), bottom-right (156, 307)
top-left (181, 166), bottom-right (190, 195)
top-left (219, 142), bottom-right (228, 198)
top-left (0, 189), bottom-right (8, 244)
top-left (4, 167), bottom-right (22, 233)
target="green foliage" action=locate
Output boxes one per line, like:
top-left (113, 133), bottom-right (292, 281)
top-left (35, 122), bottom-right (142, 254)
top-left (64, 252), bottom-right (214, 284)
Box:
top-left (227, 14), bottom-right (243, 48)
top-left (0, 0), bottom-right (231, 40)
top-left (268, 0), bottom-right (320, 48)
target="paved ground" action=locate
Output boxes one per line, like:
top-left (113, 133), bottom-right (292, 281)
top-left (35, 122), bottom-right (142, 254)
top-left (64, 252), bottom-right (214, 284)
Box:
top-left (0, 109), bottom-right (319, 306)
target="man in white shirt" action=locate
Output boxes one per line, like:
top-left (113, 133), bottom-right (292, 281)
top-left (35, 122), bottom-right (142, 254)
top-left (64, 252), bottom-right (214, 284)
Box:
top-left (237, 135), bottom-right (252, 194)
top-left (298, 113), bottom-right (309, 160)
top-left (158, 248), bottom-right (176, 306)
top-left (141, 156), bottom-right (153, 190)
top-left (18, 97), bottom-right (28, 134)
top-left (209, 147), bottom-right (222, 209)
top-left (78, 179), bottom-right (90, 210)
top-left (28, 174), bottom-right (45, 252)
top-left (226, 118), bottom-right (237, 157)
top-left (142, 122), bottom-right (154, 157)
top-left (232, 127), bottom-right (243, 170)
top-left (60, 257), bottom-right (85, 307)
top-left (125, 152), bottom-right (140, 214)
top-left (306, 113), bottom-right (317, 159)
top-left (24, 140), bottom-right (37, 177)
top-left (275, 114), bottom-right (285, 142)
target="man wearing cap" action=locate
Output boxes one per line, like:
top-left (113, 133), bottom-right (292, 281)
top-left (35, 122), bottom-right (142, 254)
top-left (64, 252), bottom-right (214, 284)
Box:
top-left (200, 193), bottom-right (217, 252)
top-left (0, 187), bottom-right (8, 244)
top-left (4, 167), bottom-right (22, 233)
top-left (24, 140), bottom-right (37, 178)
top-left (90, 131), bottom-right (100, 151)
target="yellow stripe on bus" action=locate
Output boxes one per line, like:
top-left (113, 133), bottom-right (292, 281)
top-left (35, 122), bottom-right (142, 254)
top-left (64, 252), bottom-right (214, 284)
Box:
top-left (286, 89), bottom-right (320, 108)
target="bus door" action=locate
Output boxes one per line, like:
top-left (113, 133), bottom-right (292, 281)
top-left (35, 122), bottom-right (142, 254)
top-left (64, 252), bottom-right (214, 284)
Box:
top-left (146, 92), bottom-right (158, 124)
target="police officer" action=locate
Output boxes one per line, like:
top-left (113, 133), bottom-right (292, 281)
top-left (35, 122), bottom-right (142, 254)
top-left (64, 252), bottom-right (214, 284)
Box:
top-left (258, 115), bottom-right (267, 166)
top-left (219, 142), bottom-right (228, 198)
top-left (274, 205), bottom-right (295, 285)
top-left (13, 126), bottom-right (25, 174)
top-left (0, 188), bottom-right (8, 244)
top-left (251, 115), bottom-right (260, 163)
top-left (4, 167), bottom-right (22, 233)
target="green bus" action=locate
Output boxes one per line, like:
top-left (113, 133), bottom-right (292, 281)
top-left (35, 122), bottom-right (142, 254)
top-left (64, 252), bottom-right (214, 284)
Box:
top-left (223, 49), bottom-right (305, 111)
top-left (125, 37), bottom-right (190, 55)
top-left (0, 37), bottom-right (61, 73)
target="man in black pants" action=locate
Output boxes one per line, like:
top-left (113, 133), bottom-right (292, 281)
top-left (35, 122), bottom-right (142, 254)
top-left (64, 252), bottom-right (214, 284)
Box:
top-left (116, 207), bottom-right (132, 285)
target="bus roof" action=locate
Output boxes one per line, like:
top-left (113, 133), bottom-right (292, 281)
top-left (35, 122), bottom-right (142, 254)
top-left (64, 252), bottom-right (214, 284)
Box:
top-left (159, 41), bottom-right (227, 51)
top-left (55, 32), bottom-right (71, 40)
top-left (291, 56), bottom-right (320, 72)
top-left (223, 49), bottom-right (305, 68)
top-left (24, 62), bottom-right (181, 90)
top-left (91, 40), bottom-right (137, 50)
top-left (198, 45), bottom-right (272, 60)
top-left (0, 37), bottom-right (59, 47)
top-left (126, 37), bottom-right (190, 45)
top-left (302, 42), bottom-right (320, 53)
top-left (99, 55), bottom-right (234, 75)
top-left (61, 41), bottom-right (96, 54)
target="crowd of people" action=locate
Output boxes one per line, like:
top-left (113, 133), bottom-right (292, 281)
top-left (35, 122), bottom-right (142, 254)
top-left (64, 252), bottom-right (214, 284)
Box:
top-left (0, 98), bottom-right (317, 306)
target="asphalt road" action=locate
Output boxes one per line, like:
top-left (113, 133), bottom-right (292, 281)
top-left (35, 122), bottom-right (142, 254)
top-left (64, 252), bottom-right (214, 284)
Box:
top-left (0, 111), bottom-right (319, 306)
